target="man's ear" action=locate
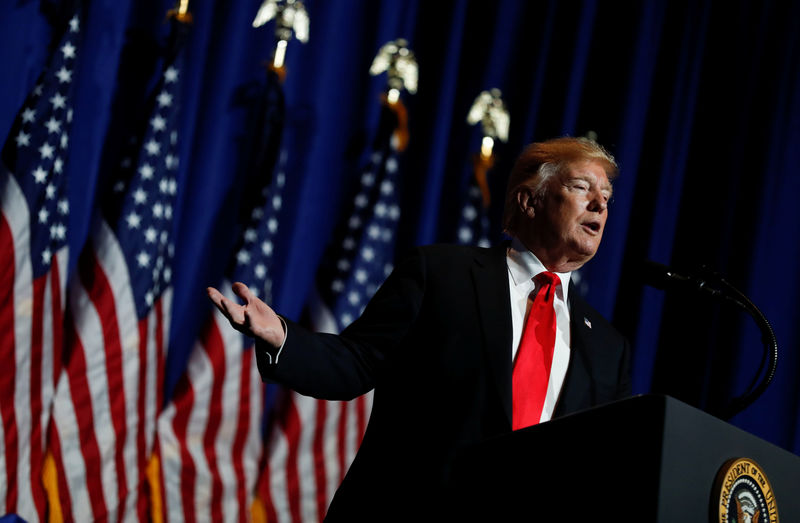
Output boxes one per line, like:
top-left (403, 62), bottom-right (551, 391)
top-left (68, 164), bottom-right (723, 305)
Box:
top-left (517, 188), bottom-right (536, 218)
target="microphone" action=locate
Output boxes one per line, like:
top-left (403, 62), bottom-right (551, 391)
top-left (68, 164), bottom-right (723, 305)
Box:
top-left (640, 260), bottom-right (721, 297)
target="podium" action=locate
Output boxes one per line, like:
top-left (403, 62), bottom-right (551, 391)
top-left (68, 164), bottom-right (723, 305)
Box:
top-left (451, 395), bottom-right (800, 521)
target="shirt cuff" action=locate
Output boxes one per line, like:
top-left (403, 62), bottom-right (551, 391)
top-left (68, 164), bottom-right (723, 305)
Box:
top-left (260, 316), bottom-right (287, 365)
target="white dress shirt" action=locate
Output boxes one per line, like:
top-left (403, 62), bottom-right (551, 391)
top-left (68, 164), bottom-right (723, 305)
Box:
top-left (507, 237), bottom-right (572, 424)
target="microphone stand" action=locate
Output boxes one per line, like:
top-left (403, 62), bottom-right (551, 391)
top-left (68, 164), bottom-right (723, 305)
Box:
top-left (644, 263), bottom-right (778, 420)
top-left (706, 269), bottom-right (779, 420)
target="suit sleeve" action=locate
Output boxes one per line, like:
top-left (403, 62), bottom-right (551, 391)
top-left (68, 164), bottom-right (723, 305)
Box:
top-left (255, 247), bottom-right (427, 400)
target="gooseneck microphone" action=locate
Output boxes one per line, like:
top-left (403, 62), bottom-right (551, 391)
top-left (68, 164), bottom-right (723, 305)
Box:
top-left (641, 260), bottom-right (778, 420)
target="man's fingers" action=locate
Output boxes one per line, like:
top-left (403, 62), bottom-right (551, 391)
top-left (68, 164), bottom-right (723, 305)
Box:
top-left (231, 282), bottom-right (254, 305)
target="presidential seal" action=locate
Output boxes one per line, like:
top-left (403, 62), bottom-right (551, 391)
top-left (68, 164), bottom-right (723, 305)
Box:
top-left (713, 457), bottom-right (778, 523)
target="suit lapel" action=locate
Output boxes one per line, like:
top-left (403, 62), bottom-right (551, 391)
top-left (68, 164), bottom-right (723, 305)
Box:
top-left (470, 245), bottom-right (513, 425)
top-left (554, 283), bottom-right (593, 417)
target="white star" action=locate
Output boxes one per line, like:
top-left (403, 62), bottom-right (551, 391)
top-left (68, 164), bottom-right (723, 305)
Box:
top-left (252, 207), bottom-right (264, 220)
top-left (45, 117), bottom-right (61, 134)
top-left (384, 263), bottom-right (393, 276)
top-left (170, 131), bottom-right (178, 145)
top-left (56, 67), bottom-right (72, 83)
top-left (153, 203), bottom-right (163, 218)
top-left (267, 218), bottom-right (277, 233)
top-left (69, 16), bottom-right (80, 33)
top-left (133, 188), bottom-right (147, 204)
top-left (380, 180), bottom-right (393, 195)
top-left (157, 91), bottom-right (172, 107)
top-left (21, 107), bottom-right (36, 123)
top-left (57, 199), bottom-right (69, 214)
top-left (163, 267), bottom-right (172, 283)
top-left (361, 247), bottom-right (375, 261)
top-left (60, 134), bottom-right (68, 149)
top-left (32, 166), bottom-right (48, 184)
top-left (255, 264), bottom-right (267, 278)
top-left (113, 181), bottom-right (126, 193)
top-left (374, 203), bottom-right (387, 217)
top-left (39, 143), bottom-right (55, 159)
top-left (50, 93), bottom-right (66, 109)
top-left (276, 172), bottom-right (286, 187)
top-left (388, 205), bottom-right (401, 220)
top-left (164, 205), bottom-right (172, 219)
top-left (368, 225), bottom-right (381, 239)
top-left (164, 154), bottom-right (176, 169)
top-left (53, 157), bottom-right (63, 173)
top-left (337, 258), bottom-right (350, 271)
top-left (458, 227), bottom-right (473, 243)
top-left (355, 269), bottom-right (368, 284)
top-left (164, 67), bottom-right (179, 83)
top-left (61, 42), bottom-right (76, 59)
top-left (159, 179), bottom-right (169, 193)
top-left (50, 223), bottom-right (66, 240)
top-left (137, 251), bottom-right (150, 267)
top-left (38, 208), bottom-right (49, 223)
top-left (382, 229), bottom-right (393, 242)
top-left (41, 248), bottom-right (52, 264)
top-left (160, 231), bottom-right (168, 244)
top-left (348, 291), bottom-right (360, 305)
top-left (33, 84), bottom-right (43, 96)
top-left (343, 237), bottom-right (356, 250)
top-left (261, 241), bottom-right (273, 256)
top-left (144, 227), bottom-right (158, 243)
top-left (370, 152), bottom-right (382, 164)
top-left (340, 312), bottom-right (353, 326)
top-left (151, 115), bottom-right (166, 131)
top-left (15, 131), bottom-right (30, 147)
top-left (66, 109), bottom-right (73, 123)
top-left (126, 212), bottom-right (141, 229)
top-left (355, 194), bottom-right (368, 208)
top-left (348, 216), bottom-right (361, 229)
top-left (361, 172), bottom-right (375, 186)
top-left (45, 184), bottom-right (56, 199)
top-left (145, 291), bottom-right (154, 306)
top-left (244, 228), bottom-right (257, 242)
top-left (140, 164), bottom-right (154, 179)
top-left (272, 194), bottom-right (281, 210)
top-left (237, 250), bottom-right (251, 264)
top-left (145, 139), bottom-right (160, 156)
top-left (331, 279), bottom-right (344, 293)
top-left (462, 205), bottom-right (477, 220)
top-left (385, 157), bottom-right (398, 173)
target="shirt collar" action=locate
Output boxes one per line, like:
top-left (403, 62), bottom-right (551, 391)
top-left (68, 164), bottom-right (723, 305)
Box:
top-left (507, 236), bottom-right (572, 301)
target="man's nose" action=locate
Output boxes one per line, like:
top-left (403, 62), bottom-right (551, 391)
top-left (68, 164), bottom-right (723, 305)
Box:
top-left (588, 192), bottom-right (607, 212)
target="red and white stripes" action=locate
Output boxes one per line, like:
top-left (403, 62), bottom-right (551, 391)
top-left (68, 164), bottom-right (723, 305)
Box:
top-left (47, 219), bottom-right (169, 521)
top-left (156, 284), bottom-right (264, 522)
top-left (0, 172), bottom-right (67, 522)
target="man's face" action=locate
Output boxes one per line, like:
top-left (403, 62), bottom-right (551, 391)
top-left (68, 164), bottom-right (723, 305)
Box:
top-left (526, 160), bottom-right (612, 268)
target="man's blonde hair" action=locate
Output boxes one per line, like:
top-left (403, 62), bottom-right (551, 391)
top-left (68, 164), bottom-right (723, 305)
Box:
top-left (502, 137), bottom-right (618, 233)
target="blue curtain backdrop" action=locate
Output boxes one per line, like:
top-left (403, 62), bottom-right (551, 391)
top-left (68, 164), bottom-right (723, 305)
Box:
top-left (1, 0), bottom-right (798, 455)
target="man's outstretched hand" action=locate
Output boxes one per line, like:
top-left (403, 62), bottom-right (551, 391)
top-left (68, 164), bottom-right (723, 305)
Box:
top-left (207, 282), bottom-right (285, 348)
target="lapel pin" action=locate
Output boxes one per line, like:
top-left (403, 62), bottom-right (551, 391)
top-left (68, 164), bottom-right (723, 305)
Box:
top-left (584, 317), bottom-right (592, 329)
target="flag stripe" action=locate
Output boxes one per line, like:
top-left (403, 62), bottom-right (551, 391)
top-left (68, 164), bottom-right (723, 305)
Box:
top-left (0, 210), bottom-right (17, 513)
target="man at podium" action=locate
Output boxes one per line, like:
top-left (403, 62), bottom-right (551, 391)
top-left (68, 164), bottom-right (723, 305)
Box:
top-left (208, 136), bottom-right (632, 521)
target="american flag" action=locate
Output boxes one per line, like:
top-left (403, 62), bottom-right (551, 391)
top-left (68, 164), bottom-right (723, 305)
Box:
top-left (259, 102), bottom-right (403, 522)
top-left (45, 48), bottom-right (184, 521)
top-left (155, 135), bottom-right (287, 523)
top-left (455, 173), bottom-right (491, 248)
top-left (0, 14), bottom-right (80, 521)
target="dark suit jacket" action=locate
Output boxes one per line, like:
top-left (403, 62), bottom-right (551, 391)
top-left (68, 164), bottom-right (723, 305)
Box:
top-left (257, 243), bottom-right (631, 521)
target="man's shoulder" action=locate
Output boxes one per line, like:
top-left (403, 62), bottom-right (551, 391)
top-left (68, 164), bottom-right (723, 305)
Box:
top-left (414, 241), bottom-right (508, 262)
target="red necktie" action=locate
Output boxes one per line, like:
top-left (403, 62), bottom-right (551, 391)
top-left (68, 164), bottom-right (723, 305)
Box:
top-left (512, 271), bottom-right (559, 430)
